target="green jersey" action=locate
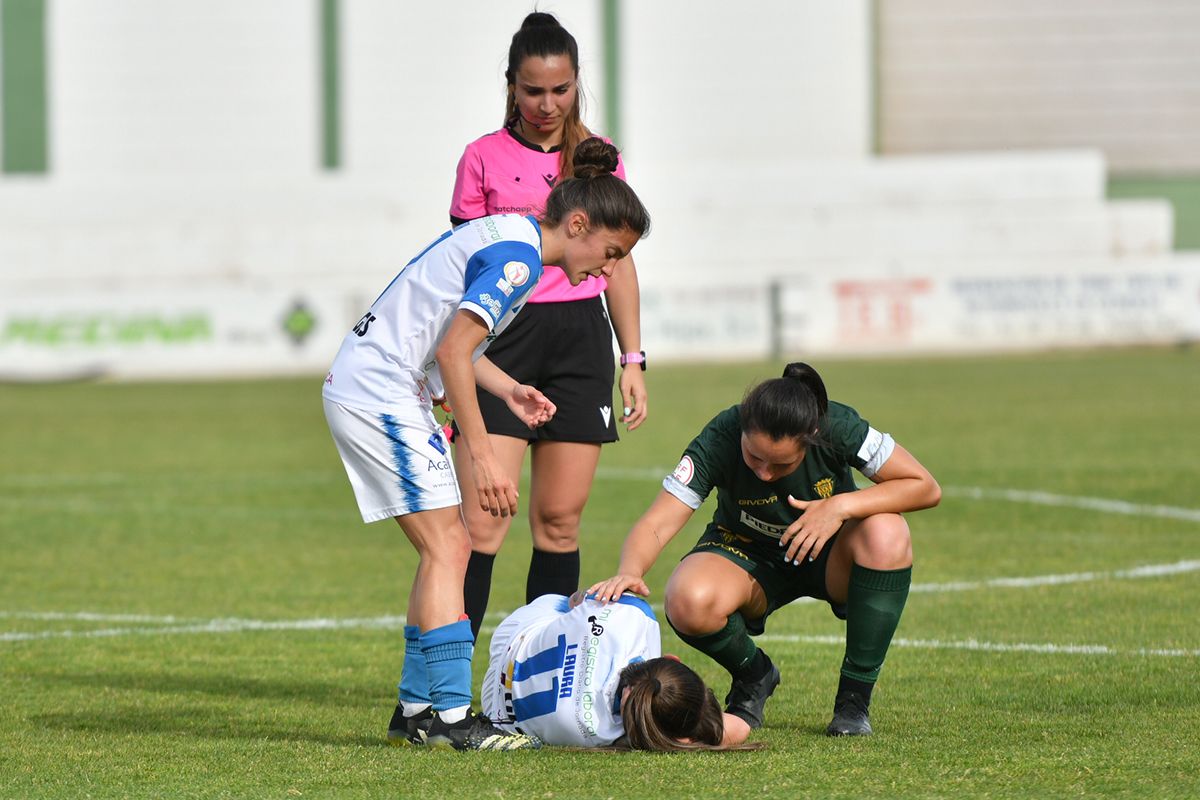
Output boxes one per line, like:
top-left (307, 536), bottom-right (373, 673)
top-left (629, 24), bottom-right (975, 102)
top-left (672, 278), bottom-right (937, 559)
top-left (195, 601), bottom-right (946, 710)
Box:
top-left (663, 402), bottom-right (894, 545)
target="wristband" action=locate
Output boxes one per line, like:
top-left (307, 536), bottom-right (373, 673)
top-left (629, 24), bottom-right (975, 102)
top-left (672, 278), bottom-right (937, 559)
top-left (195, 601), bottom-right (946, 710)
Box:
top-left (619, 351), bottom-right (647, 370)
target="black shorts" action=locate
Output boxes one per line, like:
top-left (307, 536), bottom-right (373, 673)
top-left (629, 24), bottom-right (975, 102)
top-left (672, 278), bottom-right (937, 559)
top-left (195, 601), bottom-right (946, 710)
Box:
top-left (468, 296), bottom-right (618, 443)
top-left (685, 523), bottom-right (847, 635)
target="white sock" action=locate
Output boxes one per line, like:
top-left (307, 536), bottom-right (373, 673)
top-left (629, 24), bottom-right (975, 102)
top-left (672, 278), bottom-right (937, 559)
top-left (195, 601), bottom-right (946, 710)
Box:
top-left (438, 705), bottom-right (470, 724)
top-left (401, 701), bottom-right (431, 718)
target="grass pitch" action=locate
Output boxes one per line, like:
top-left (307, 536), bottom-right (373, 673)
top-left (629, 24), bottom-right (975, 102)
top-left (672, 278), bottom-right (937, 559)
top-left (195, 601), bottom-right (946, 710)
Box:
top-left (2, 347), bottom-right (1198, 798)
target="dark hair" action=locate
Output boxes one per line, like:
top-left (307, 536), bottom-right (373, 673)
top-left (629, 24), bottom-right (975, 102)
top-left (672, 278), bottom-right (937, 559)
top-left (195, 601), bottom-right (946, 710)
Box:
top-left (504, 12), bottom-right (591, 179)
top-left (619, 658), bottom-right (724, 752)
top-left (739, 362), bottom-right (829, 446)
top-left (540, 137), bottom-right (651, 237)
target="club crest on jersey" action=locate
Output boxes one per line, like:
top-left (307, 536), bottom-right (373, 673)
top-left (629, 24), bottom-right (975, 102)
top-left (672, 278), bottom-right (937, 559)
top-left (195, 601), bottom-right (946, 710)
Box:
top-left (672, 455), bottom-right (695, 485)
top-left (814, 477), bottom-right (835, 499)
top-left (503, 261), bottom-right (531, 287)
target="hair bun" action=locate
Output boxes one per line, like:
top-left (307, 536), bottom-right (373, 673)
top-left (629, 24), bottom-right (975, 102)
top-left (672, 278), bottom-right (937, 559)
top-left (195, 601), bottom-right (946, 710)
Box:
top-left (781, 362), bottom-right (829, 417)
top-left (520, 11), bottom-right (561, 30)
top-left (572, 137), bottom-right (620, 180)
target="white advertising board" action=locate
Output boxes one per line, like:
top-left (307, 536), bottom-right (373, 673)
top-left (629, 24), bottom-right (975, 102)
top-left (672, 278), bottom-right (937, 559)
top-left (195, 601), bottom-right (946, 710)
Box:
top-left (0, 285), bottom-right (363, 382)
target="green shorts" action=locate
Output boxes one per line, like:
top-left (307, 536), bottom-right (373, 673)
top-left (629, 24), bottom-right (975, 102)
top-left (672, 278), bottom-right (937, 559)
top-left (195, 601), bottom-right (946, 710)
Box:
top-left (684, 523), bottom-right (847, 635)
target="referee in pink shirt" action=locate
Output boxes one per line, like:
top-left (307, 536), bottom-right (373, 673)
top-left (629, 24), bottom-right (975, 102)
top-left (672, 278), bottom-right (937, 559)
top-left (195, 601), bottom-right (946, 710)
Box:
top-left (449, 12), bottom-right (649, 639)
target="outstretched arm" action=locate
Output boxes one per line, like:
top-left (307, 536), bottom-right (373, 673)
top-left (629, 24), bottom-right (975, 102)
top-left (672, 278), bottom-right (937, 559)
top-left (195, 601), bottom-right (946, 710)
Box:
top-left (588, 489), bottom-right (695, 601)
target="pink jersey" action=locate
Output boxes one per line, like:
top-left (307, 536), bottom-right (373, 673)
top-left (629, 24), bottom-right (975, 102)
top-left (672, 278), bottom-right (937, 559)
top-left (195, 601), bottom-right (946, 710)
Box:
top-left (450, 127), bottom-right (628, 304)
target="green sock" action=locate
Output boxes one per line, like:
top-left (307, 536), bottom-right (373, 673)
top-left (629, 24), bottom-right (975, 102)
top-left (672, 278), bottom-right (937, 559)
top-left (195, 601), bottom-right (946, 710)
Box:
top-left (841, 563), bottom-right (912, 684)
top-left (669, 611), bottom-right (760, 679)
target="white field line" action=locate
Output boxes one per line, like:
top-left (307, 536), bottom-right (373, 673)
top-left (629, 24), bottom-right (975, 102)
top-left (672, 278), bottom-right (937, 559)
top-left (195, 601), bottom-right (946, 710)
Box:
top-left (7, 467), bottom-right (1199, 526)
top-left (941, 486), bottom-right (1200, 524)
top-left (0, 611), bottom-right (199, 623)
top-left (597, 467), bottom-right (1200, 523)
top-left (4, 479), bottom-right (1197, 649)
top-left (8, 555), bottom-right (1198, 634)
top-left (756, 633), bottom-right (1200, 658)
top-left (0, 615), bottom-right (408, 642)
top-left (4, 614), bottom-right (1197, 658)
top-left (4, 555), bottom-right (1199, 643)
top-left (907, 558), bottom-right (1200, 593)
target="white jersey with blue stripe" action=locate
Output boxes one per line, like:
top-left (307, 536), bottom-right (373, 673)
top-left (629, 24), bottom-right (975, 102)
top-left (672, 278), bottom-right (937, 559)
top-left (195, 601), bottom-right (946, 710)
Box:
top-left (322, 214), bottom-right (544, 413)
top-left (482, 594), bottom-right (661, 747)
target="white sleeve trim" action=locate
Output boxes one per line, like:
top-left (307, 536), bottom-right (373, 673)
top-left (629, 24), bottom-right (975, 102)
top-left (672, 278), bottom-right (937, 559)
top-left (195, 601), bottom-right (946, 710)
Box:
top-left (458, 301), bottom-right (496, 329)
top-left (663, 475), bottom-right (704, 510)
top-left (857, 427), bottom-right (895, 479)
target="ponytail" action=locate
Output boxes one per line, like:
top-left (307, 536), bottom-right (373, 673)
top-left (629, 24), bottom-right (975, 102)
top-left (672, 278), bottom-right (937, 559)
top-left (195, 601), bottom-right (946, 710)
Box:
top-left (619, 658), bottom-right (724, 752)
top-left (740, 362), bottom-right (829, 445)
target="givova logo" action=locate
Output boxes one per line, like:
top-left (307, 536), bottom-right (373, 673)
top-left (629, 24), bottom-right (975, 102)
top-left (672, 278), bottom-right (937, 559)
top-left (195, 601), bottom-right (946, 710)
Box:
top-left (0, 314), bottom-right (212, 347)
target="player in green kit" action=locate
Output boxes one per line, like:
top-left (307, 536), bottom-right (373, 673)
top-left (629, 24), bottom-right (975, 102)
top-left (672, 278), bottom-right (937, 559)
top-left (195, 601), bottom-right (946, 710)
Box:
top-left (589, 363), bottom-right (941, 736)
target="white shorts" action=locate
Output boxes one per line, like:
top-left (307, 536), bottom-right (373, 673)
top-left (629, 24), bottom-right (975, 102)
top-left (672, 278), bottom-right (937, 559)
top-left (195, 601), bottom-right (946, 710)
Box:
top-left (481, 594), bottom-right (570, 728)
top-left (323, 398), bottom-right (461, 523)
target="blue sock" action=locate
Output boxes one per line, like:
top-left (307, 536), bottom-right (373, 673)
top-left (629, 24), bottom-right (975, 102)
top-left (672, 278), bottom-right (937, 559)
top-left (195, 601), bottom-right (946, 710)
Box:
top-left (419, 619), bottom-right (474, 712)
top-left (398, 625), bottom-right (431, 709)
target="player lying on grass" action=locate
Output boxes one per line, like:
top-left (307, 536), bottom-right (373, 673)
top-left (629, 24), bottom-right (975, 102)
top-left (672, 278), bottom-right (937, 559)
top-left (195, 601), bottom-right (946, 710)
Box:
top-left (590, 363), bottom-right (941, 736)
top-left (476, 591), bottom-right (752, 750)
top-left (322, 138), bottom-right (650, 751)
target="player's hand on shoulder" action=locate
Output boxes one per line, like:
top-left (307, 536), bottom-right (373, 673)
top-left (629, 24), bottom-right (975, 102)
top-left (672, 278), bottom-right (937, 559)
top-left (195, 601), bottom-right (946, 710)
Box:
top-left (585, 574), bottom-right (650, 603)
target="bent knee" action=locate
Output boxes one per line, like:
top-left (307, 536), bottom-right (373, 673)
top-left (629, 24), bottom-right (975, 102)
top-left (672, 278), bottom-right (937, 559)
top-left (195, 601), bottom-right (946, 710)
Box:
top-left (849, 513), bottom-right (912, 569)
top-left (664, 585), bottom-right (727, 636)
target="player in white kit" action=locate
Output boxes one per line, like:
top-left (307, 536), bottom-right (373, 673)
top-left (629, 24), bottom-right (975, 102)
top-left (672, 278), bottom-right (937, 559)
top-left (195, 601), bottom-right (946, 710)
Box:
top-left (322, 138), bottom-right (651, 750)
top-left (482, 593), bottom-right (752, 750)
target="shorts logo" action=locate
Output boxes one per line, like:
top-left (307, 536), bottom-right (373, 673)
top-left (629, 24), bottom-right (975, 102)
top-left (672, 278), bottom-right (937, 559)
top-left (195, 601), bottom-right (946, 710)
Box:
top-left (814, 477), bottom-right (834, 499)
top-left (599, 406), bottom-right (612, 427)
top-left (700, 541), bottom-right (750, 561)
top-left (672, 456), bottom-right (695, 485)
top-left (503, 261), bottom-right (531, 287)
top-left (496, 278), bottom-right (514, 297)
